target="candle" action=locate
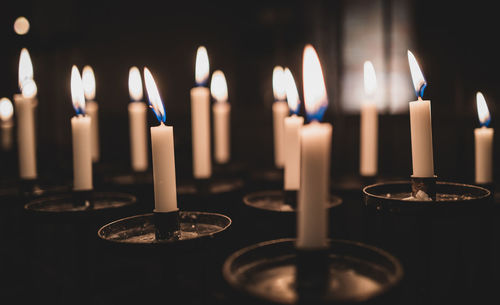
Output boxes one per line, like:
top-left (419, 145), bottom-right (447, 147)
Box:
top-left (82, 65), bottom-right (100, 163)
top-left (144, 67), bottom-right (178, 212)
top-left (297, 45), bottom-right (332, 249)
top-left (0, 98), bottom-right (14, 151)
top-left (272, 66), bottom-right (289, 168)
top-left (128, 66), bottom-right (149, 172)
top-left (408, 50), bottom-right (434, 178)
top-left (190, 46), bottom-right (212, 179)
top-left (15, 48), bottom-right (38, 180)
top-left (70, 66), bottom-right (93, 191)
top-left (359, 61), bottom-right (379, 177)
top-left (210, 70), bottom-right (231, 164)
top-left (283, 68), bottom-right (304, 191)
top-left (475, 92), bottom-right (494, 184)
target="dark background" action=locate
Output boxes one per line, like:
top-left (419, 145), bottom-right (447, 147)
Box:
top-left (1, 0), bottom-right (499, 183)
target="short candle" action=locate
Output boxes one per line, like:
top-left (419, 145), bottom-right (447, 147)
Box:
top-left (82, 65), bottom-right (100, 163)
top-left (210, 70), bottom-right (231, 164)
top-left (474, 92), bottom-right (493, 184)
top-left (128, 66), bottom-right (149, 172)
top-left (190, 46), bottom-right (212, 179)
top-left (359, 61), bottom-right (378, 177)
top-left (0, 97), bottom-right (14, 151)
top-left (272, 66), bottom-right (289, 168)
top-left (144, 67), bottom-right (178, 213)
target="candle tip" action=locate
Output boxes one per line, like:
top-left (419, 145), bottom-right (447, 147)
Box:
top-left (476, 92), bottom-right (491, 127)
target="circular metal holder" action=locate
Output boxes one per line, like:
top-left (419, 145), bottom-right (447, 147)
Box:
top-left (243, 189), bottom-right (342, 212)
top-left (223, 238), bottom-right (404, 305)
top-left (363, 180), bottom-right (493, 304)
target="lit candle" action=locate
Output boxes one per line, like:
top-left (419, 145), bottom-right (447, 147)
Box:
top-left (128, 66), bottom-right (149, 172)
top-left (297, 45), bottom-right (332, 249)
top-left (0, 98), bottom-right (14, 151)
top-left (14, 48), bottom-right (38, 180)
top-left (359, 61), bottom-right (378, 177)
top-left (144, 68), bottom-right (178, 212)
top-left (210, 70), bottom-right (231, 164)
top-left (70, 66), bottom-right (93, 191)
top-left (474, 92), bottom-right (494, 184)
top-left (190, 46), bottom-right (212, 179)
top-left (283, 68), bottom-right (303, 191)
top-left (408, 50), bottom-right (434, 178)
top-left (272, 66), bottom-right (289, 168)
top-left (82, 65), bottom-right (100, 162)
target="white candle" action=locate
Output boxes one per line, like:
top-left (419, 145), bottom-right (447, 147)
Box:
top-left (408, 51), bottom-right (434, 178)
top-left (210, 70), bottom-right (231, 164)
top-left (0, 98), bottom-right (14, 151)
top-left (128, 67), bottom-right (149, 172)
top-left (297, 45), bottom-right (332, 249)
top-left (82, 66), bottom-right (100, 163)
top-left (15, 48), bottom-right (38, 180)
top-left (191, 46), bottom-right (212, 178)
top-left (475, 92), bottom-right (494, 184)
top-left (144, 67), bottom-right (178, 212)
top-left (70, 66), bottom-right (93, 191)
top-left (359, 61), bottom-right (378, 177)
top-left (283, 68), bottom-right (303, 190)
top-left (272, 66), bottom-right (288, 168)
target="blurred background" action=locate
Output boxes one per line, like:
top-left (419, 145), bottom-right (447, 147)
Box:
top-left (0, 0), bottom-right (499, 183)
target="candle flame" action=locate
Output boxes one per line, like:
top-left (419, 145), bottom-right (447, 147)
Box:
top-left (407, 50), bottom-right (427, 99)
top-left (363, 61), bottom-right (377, 97)
top-left (302, 44), bottom-right (328, 121)
top-left (144, 67), bottom-right (166, 123)
top-left (14, 16), bottom-right (30, 35)
top-left (272, 66), bottom-right (286, 101)
top-left (21, 79), bottom-right (37, 99)
top-left (284, 68), bottom-right (300, 114)
top-left (18, 48), bottom-right (33, 91)
top-left (210, 70), bottom-right (228, 103)
top-left (195, 46), bottom-right (210, 86)
top-left (82, 65), bottom-right (96, 100)
top-left (128, 66), bottom-right (143, 101)
top-left (476, 92), bottom-right (491, 127)
top-left (0, 98), bottom-right (14, 121)
top-left (71, 66), bottom-right (86, 115)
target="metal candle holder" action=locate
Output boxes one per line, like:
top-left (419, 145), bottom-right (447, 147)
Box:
top-left (223, 238), bottom-right (404, 305)
top-left (363, 180), bottom-right (492, 304)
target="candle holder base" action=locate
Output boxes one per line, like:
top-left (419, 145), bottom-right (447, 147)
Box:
top-left (223, 238), bottom-right (403, 305)
top-left (97, 211), bottom-right (231, 249)
top-left (410, 176), bottom-right (437, 201)
top-left (0, 177), bottom-right (69, 199)
top-left (243, 189), bottom-right (342, 212)
top-left (153, 210), bottom-right (180, 241)
top-left (24, 191), bottom-right (137, 219)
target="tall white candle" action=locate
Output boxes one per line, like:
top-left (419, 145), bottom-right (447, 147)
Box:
top-left (272, 66), bottom-right (288, 168)
top-left (210, 70), bottom-right (231, 164)
top-left (475, 92), bottom-right (494, 184)
top-left (82, 66), bottom-right (100, 162)
top-left (70, 66), bottom-right (93, 191)
top-left (191, 46), bottom-right (212, 178)
top-left (360, 61), bottom-right (378, 177)
top-left (297, 45), bottom-right (332, 250)
top-left (0, 98), bottom-right (14, 151)
top-left (283, 68), bottom-right (303, 190)
top-left (144, 67), bottom-right (178, 212)
top-left (408, 51), bottom-right (434, 178)
top-left (128, 66), bottom-right (149, 172)
top-left (15, 48), bottom-right (38, 180)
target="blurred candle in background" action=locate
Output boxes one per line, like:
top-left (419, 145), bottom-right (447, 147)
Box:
top-left (144, 67), bottom-right (178, 212)
top-left (210, 70), bottom-right (231, 164)
top-left (128, 66), bottom-right (148, 172)
top-left (82, 65), bottom-right (100, 162)
top-left (283, 68), bottom-right (303, 191)
top-left (474, 92), bottom-right (493, 184)
top-left (408, 50), bottom-right (434, 178)
top-left (191, 46), bottom-right (212, 179)
top-left (297, 45), bottom-right (332, 249)
top-left (272, 66), bottom-right (288, 168)
top-left (70, 66), bottom-right (93, 191)
top-left (359, 61), bottom-right (378, 177)
top-left (14, 48), bottom-right (38, 180)
top-left (0, 98), bottom-right (14, 151)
